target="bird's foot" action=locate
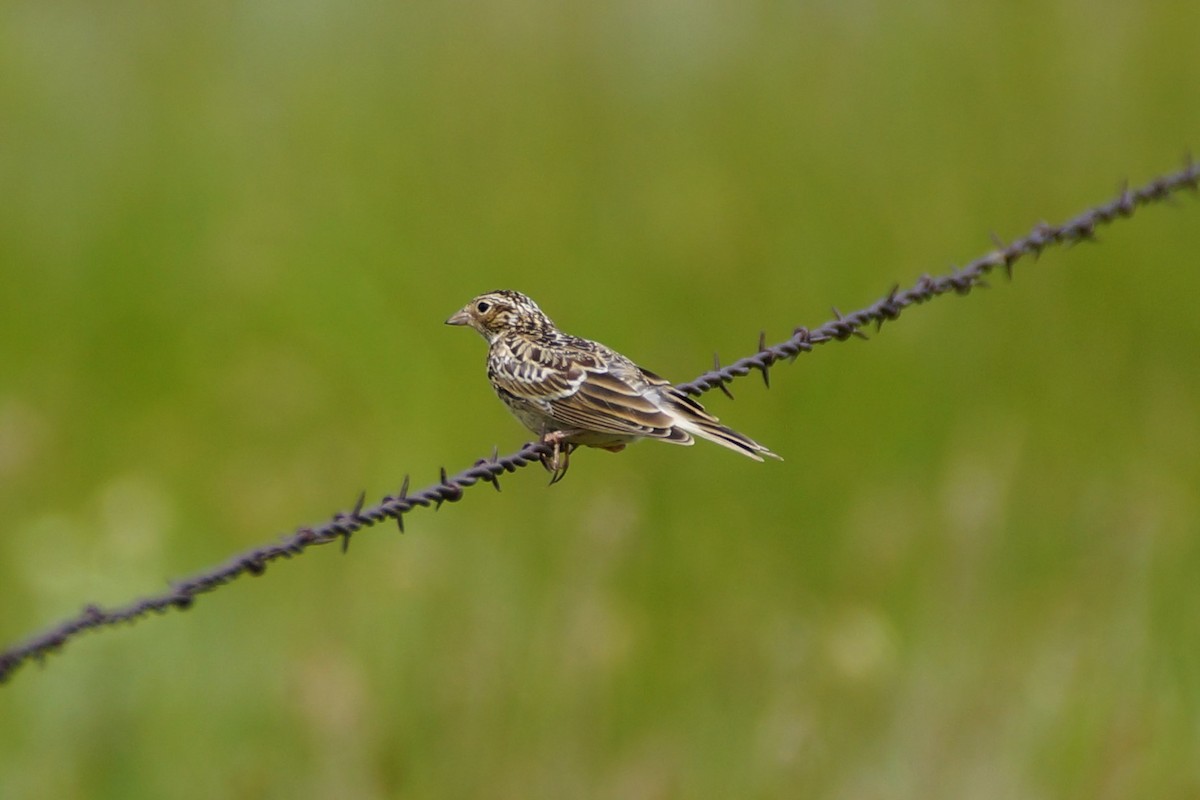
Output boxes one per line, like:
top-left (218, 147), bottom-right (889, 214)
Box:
top-left (539, 431), bottom-right (577, 485)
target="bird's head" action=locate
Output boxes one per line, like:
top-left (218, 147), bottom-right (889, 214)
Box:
top-left (445, 290), bottom-right (555, 342)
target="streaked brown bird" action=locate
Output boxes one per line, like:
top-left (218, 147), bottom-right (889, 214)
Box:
top-left (446, 290), bottom-right (780, 482)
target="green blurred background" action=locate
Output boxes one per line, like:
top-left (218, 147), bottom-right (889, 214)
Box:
top-left (2, 2), bottom-right (1198, 797)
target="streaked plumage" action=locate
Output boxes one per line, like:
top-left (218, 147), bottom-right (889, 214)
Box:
top-left (446, 289), bottom-right (780, 482)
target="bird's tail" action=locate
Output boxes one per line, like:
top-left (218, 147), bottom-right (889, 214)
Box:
top-left (665, 390), bottom-right (781, 462)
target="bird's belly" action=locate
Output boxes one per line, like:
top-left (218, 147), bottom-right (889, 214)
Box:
top-left (561, 430), bottom-right (637, 448)
top-left (497, 392), bottom-right (555, 434)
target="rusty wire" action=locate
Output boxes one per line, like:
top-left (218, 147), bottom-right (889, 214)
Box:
top-left (1, 158), bottom-right (1196, 685)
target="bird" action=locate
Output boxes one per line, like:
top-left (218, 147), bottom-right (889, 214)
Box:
top-left (446, 289), bottom-right (780, 483)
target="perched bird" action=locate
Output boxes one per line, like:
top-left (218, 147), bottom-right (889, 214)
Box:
top-left (446, 289), bottom-right (780, 482)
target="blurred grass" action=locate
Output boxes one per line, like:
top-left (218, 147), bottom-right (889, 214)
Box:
top-left (2, 1), bottom-right (1199, 798)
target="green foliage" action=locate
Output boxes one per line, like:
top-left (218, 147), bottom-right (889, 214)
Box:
top-left (2, 2), bottom-right (1198, 797)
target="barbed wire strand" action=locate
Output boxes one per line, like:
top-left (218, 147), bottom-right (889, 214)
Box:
top-left (1, 158), bottom-right (1196, 685)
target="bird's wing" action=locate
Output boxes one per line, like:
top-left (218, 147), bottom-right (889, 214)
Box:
top-left (489, 341), bottom-right (679, 438)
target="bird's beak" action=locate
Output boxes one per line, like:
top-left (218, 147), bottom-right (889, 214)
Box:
top-left (445, 307), bottom-right (471, 326)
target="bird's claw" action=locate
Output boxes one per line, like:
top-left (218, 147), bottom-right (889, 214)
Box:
top-left (539, 431), bottom-right (576, 485)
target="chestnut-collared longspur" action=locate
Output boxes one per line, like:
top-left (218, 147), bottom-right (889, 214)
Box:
top-left (446, 290), bottom-right (780, 482)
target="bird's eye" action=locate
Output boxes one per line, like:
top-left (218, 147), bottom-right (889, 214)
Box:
top-left (476, 301), bottom-right (491, 313)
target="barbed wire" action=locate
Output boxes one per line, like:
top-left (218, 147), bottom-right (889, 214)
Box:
top-left (1, 158), bottom-right (1196, 685)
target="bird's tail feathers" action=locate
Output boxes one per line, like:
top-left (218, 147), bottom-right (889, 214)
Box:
top-left (665, 391), bottom-right (781, 461)
top-left (676, 417), bottom-right (779, 461)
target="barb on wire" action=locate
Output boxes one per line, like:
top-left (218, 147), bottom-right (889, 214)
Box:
top-left (1, 157), bottom-right (1197, 685)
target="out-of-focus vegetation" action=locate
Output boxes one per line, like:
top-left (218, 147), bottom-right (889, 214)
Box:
top-left (2, 2), bottom-right (1198, 798)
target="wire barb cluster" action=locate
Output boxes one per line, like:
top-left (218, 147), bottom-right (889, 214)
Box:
top-left (1, 158), bottom-right (1196, 685)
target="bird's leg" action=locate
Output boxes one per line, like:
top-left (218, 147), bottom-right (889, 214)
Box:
top-left (539, 429), bottom-right (577, 485)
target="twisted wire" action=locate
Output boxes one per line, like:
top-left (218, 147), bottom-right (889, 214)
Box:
top-left (677, 159), bottom-right (1199, 395)
top-left (1, 158), bottom-right (1196, 685)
